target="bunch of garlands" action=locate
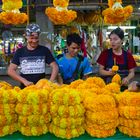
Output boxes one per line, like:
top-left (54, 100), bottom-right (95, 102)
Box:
top-left (83, 93), bottom-right (119, 138)
top-left (0, 87), bottom-right (19, 137)
top-left (116, 91), bottom-right (140, 137)
top-left (69, 77), bottom-right (106, 99)
top-left (15, 86), bottom-right (51, 136)
top-left (45, 0), bottom-right (77, 25)
top-left (0, 0), bottom-right (28, 25)
top-left (102, 0), bottom-right (133, 24)
top-left (49, 87), bottom-right (85, 139)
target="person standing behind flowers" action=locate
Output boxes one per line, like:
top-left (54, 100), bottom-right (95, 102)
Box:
top-left (56, 33), bottom-right (93, 84)
top-left (8, 23), bottom-right (58, 89)
top-left (97, 27), bottom-right (136, 89)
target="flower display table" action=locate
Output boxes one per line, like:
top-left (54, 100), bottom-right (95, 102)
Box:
top-left (2, 130), bottom-right (139, 140)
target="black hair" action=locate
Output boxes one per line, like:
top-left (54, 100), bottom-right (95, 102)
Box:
top-left (109, 27), bottom-right (124, 40)
top-left (66, 33), bottom-right (82, 46)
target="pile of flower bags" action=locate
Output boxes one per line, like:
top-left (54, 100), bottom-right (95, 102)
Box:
top-left (116, 91), bottom-right (140, 137)
top-left (0, 87), bottom-right (18, 136)
top-left (49, 87), bottom-right (85, 139)
top-left (84, 94), bottom-right (119, 138)
top-left (15, 86), bottom-right (51, 136)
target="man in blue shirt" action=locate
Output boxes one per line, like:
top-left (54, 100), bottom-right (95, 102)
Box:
top-left (56, 33), bottom-right (93, 84)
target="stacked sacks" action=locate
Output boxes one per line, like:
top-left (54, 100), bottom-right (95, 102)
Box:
top-left (0, 87), bottom-right (18, 136)
top-left (84, 94), bottom-right (119, 138)
top-left (49, 87), bottom-right (85, 139)
top-left (15, 86), bottom-right (50, 136)
top-left (116, 91), bottom-right (140, 137)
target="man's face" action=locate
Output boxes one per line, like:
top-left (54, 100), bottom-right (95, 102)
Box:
top-left (67, 42), bottom-right (81, 57)
top-left (26, 32), bottom-right (39, 49)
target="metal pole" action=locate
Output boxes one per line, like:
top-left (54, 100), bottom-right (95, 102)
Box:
top-left (27, 0), bottom-right (29, 25)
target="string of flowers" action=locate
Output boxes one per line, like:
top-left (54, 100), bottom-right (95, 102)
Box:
top-left (45, 0), bottom-right (77, 25)
top-left (0, 0), bottom-right (28, 25)
top-left (102, 0), bottom-right (133, 24)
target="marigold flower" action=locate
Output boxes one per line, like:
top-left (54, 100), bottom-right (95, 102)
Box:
top-left (118, 126), bottom-right (140, 137)
top-left (49, 123), bottom-right (85, 139)
top-left (52, 116), bottom-right (84, 129)
top-left (86, 126), bottom-right (116, 138)
top-left (119, 117), bottom-right (140, 128)
top-left (20, 125), bottom-right (49, 136)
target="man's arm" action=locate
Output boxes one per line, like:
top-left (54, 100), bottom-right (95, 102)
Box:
top-left (49, 61), bottom-right (59, 82)
top-left (99, 64), bottom-right (115, 76)
top-left (122, 68), bottom-right (135, 86)
top-left (8, 63), bottom-right (33, 86)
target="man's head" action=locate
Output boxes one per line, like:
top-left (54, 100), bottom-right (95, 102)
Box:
top-left (25, 23), bottom-right (41, 49)
top-left (66, 33), bottom-right (82, 57)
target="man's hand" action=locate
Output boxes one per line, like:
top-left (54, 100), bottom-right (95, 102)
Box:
top-left (128, 81), bottom-right (139, 92)
top-left (23, 79), bottom-right (34, 87)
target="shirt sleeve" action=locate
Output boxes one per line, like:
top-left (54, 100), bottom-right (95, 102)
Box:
top-left (45, 48), bottom-right (55, 64)
top-left (127, 52), bottom-right (137, 69)
top-left (11, 49), bottom-right (21, 66)
top-left (97, 50), bottom-right (108, 66)
top-left (82, 57), bottom-right (93, 75)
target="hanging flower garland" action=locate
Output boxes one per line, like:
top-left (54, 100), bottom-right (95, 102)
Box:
top-left (0, 0), bottom-right (28, 25)
top-left (45, 0), bottom-right (77, 25)
top-left (102, 0), bottom-right (133, 24)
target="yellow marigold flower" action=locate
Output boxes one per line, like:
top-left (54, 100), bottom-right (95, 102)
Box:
top-left (0, 104), bottom-right (16, 114)
top-left (49, 123), bottom-right (85, 139)
top-left (52, 117), bottom-right (84, 129)
top-left (0, 114), bottom-right (17, 126)
top-left (0, 89), bottom-right (17, 104)
top-left (86, 126), bottom-right (116, 138)
top-left (118, 126), bottom-right (140, 137)
top-left (0, 12), bottom-right (28, 25)
top-left (20, 125), bottom-right (49, 136)
top-left (50, 104), bottom-right (85, 117)
top-left (2, 0), bottom-right (22, 11)
top-left (112, 74), bottom-right (121, 85)
top-left (69, 79), bottom-right (84, 89)
top-left (45, 8), bottom-right (77, 25)
top-left (1, 123), bottom-right (18, 137)
top-left (112, 65), bottom-right (119, 72)
top-left (85, 77), bottom-right (106, 88)
top-left (118, 106), bottom-right (140, 119)
top-left (104, 83), bottom-right (121, 94)
top-left (53, 0), bottom-right (69, 8)
top-left (86, 109), bottom-right (118, 124)
top-left (119, 117), bottom-right (140, 128)
top-left (86, 120), bottom-right (119, 130)
top-left (0, 81), bottom-right (13, 89)
top-left (84, 94), bottom-right (116, 112)
top-left (116, 92), bottom-right (140, 106)
top-left (16, 103), bottom-right (49, 115)
top-left (17, 89), bottom-right (49, 104)
top-left (51, 88), bottom-right (81, 105)
top-left (18, 114), bottom-right (51, 126)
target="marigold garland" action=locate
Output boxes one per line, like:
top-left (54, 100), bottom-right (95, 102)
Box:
top-left (0, 11), bottom-right (28, 25)
top-left (45, 0), bottom-right (77, 25)
top-left (0, 0), bottom-right (28, 25)
top-left (45, 8), bottom-right (77, 25)
top-left (102, 0), bottom-right (133, 24)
